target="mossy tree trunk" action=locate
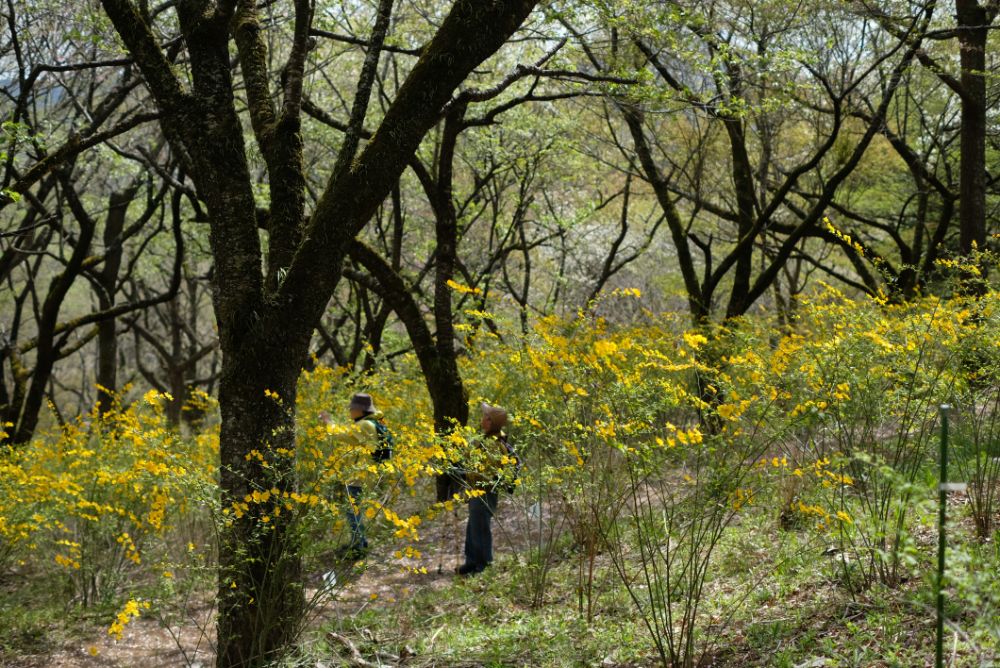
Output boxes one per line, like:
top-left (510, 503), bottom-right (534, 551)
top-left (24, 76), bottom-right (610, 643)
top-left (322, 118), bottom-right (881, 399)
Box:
top-left (95, 1), bottom-right (538, 664)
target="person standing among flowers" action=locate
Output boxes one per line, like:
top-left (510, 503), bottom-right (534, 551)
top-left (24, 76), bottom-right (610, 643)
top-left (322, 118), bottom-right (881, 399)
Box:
top-left (319, 393), bottom-right (394, 559)
top-left (457, 402), bottom-right (518, 576)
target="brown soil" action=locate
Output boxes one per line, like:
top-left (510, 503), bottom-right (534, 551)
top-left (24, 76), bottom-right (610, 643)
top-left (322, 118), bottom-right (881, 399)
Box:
top-left (5, 495), bottom-right (553, 668)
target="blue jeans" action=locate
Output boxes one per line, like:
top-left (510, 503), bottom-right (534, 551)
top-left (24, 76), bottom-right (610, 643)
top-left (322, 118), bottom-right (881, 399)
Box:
top-left (345, 485), bottom-right (368, 549)
top-left (463, 491), bottom-right (498, 571)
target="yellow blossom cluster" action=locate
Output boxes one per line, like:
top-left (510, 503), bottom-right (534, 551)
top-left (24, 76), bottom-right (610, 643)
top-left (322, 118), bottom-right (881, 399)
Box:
top-left (2, 280), bottom-right (998, 638)
top-left (107, 598), bottom-right (150, 640)
top-left (0, 390), bottom-right (217, 599)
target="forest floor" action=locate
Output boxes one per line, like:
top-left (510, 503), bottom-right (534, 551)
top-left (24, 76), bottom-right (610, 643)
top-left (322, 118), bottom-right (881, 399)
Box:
top-left (2, 491), bottom-right (997, 667)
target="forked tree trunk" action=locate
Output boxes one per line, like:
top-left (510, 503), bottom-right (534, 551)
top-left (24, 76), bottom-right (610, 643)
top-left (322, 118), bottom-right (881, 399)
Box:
top-left (95, 2), bottom-right (539, 665)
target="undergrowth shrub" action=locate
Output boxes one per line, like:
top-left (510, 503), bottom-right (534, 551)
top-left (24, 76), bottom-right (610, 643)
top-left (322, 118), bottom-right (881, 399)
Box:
top-left (2, 283), bottom-right (999, 665)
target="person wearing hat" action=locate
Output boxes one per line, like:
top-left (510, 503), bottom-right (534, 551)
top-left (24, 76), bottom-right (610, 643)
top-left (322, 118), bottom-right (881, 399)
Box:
top-left (319, 392), bottom-right (392, 558)
top-left (457, 402), bottom-right (516, 576)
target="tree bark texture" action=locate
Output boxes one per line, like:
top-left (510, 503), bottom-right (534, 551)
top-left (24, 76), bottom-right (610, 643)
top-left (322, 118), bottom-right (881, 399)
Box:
top-left (96, 1), bottom-right (538, 664)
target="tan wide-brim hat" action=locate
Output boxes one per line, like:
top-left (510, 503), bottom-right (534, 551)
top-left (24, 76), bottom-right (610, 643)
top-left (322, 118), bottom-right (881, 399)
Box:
top-left (481, 402), bottom-right (508, 430)
top-left (349, 393), bottom-right (376, 414)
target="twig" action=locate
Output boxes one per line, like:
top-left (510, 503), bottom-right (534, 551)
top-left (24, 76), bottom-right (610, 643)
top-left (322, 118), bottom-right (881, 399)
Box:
top-left (327, 631), bottom-right (380, 668)
top-left (427, 623), bottom-right (446, 651)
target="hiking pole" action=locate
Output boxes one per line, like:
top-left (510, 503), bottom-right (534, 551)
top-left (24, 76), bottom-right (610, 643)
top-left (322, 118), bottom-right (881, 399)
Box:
top-left (935, 403), bottom-right (950, 668)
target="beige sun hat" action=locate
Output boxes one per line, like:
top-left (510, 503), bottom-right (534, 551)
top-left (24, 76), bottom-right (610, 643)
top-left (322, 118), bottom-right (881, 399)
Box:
top-left (480, 402), bottom-right (508, 431)
top-left (349, 393), bottom-right (376, 414)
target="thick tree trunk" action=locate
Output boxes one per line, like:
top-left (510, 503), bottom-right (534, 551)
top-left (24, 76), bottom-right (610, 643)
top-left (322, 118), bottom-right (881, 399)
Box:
top-left (724, 117), bottom-right (758, 319)
top-left (215, 345), bottom-right (304, 667)
top-left (956, 0), bottom-right (989, 257)
top-left (95, 315), bottom-right (118, 413)
top-left (170, 14), bottom-right (307, 662)
top-left (431, 107), bottom-right (469, 432)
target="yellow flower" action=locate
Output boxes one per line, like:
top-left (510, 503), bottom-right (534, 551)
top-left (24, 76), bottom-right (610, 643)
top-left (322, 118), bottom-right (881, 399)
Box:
top-left (594, 339), bottom-right (619, 358)
top-left (107, 599), bottom-right (147, 640)
top-left (716, 403), bottom-right (740, 421)
top-left (445, 279), bottom-right (481, 295)
top-left (683, 331), bottom-right (708, 349)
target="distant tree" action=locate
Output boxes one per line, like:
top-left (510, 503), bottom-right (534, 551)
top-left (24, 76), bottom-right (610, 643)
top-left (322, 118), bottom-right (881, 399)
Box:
top-left (1, 4), bottom-right (180, 440)
top-left (863, 0), bottom-right (999, 259)
top-left (562, 0), bottom-right (938, 320)
top-left (128, 233), bottom-right (218, 427)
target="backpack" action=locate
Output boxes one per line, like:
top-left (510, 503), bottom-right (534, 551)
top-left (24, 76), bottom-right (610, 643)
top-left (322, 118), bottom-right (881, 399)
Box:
top-left (364, 417), bottom-right (395, 463)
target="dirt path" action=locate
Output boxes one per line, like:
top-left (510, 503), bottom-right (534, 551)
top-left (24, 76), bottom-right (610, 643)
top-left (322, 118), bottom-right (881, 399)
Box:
top-left (9, 498), bottom-right (545, 667)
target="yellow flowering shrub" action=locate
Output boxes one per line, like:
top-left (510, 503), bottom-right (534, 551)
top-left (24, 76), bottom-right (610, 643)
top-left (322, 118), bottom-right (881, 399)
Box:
top-left (1, 278), bottom-right (997, 653)
top-left (0, 390), bottom-right (216, 605)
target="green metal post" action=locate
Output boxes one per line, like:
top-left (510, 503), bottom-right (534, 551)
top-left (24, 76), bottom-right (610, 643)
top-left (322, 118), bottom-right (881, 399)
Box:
top-left (936, 404), bottom-right (950, 668)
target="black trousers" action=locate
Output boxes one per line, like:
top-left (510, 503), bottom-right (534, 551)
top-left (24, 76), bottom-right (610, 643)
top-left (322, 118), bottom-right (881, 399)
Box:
top-left (463, 490), bottom-right (498, 572)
